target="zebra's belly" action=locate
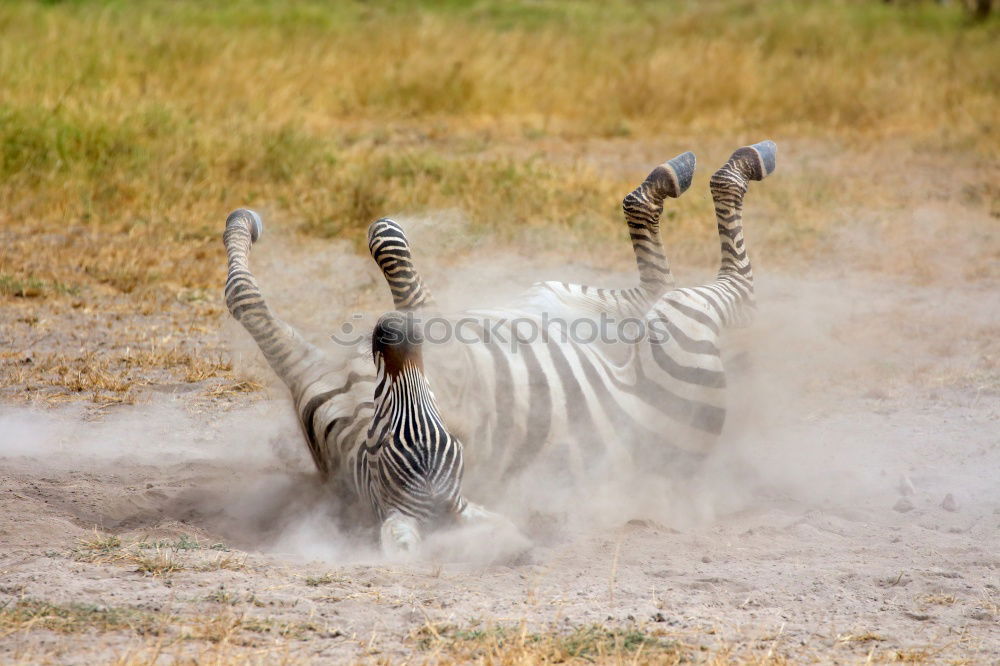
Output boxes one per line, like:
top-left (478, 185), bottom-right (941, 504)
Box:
top-left (437, 338), bottom-right (726, 496)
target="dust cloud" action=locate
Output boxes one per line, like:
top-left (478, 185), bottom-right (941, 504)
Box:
top-left (4, 211), bottom-right (995, 569)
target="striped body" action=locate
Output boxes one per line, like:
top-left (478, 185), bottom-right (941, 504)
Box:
top-left (222, 143), bottom-right (775, 548)
top-left (257, 288), bottom-right (728, 519)
top-left (424, 295), bottom-right (728, 491)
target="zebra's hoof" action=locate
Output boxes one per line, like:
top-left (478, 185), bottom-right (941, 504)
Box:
top-left (226, 209), bottom-right (263, 243)
top-left (730, 141), bottom-right (777, 181)
top-left (662, 151), bottom-right (696, 197)
top-left (646, 151), bottom-right (696, 200)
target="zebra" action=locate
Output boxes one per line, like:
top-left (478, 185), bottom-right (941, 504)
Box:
top-left (366, 149), bottom-right (696, 320)
top-left (224, 149), bottom-right (693, 483)
top-left (223, 142), bottom-right (775, 555)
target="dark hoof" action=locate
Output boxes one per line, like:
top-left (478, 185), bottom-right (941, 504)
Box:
top-left (663, 151), bottom-right (696, 195)
top-left (644, 150), bottom-right (696, 200)
top-left (731, 141), bottom-right (777, 181)
top-left (226, 209), bottom-right (263, 243)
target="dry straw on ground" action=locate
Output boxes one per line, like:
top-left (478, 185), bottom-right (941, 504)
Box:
top-left (1, 2), bottom-right (998, 663)
top-left (2, 0), bottom-right (996, 301)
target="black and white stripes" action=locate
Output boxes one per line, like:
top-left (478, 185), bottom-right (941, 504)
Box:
top-left (368, 218), bottom-right (436, 311)
top-left (359, 313), bottom-right (465, 526)
top-left (222, 141), bottom-right (776, 554)
top-left (623, 150), bottom-right (695, 297)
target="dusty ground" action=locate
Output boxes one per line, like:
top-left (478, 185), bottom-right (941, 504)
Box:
top-left (1, 141), bottom-right (998, 664)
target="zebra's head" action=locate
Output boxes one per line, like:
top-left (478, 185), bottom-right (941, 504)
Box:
top-left (366, 312), bottom-right (466, 533)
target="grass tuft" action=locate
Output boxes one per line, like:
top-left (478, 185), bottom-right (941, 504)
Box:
top-left (304, 573), bottom-right (338, 588)
top-left (414, 623), bottom-right (689, 663)
top-left (0, 274), bottom-right (79, 298)
top-left (79, 530), bottom-right (123, 554)
top-left (72, 532), bottom-right (244, 576)
top-left (0, 599), bottom-right (167, 636)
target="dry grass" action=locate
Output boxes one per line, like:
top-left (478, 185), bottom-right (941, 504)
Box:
top-left (78, 530), bottom-right (123, 554)
top-left (197, 553), bottom-right (250, 573)
top-left (1, 351), bottom-right (139, 404)
top-left (0, 299), bottom-right (255, 404)
top-left (0, 601), bottom-right (320, 664)
top-left (12, 638), bottom-right (307, 666)
top-left (412, 622), bottom-right (794, 665)
top-left (1, 0), bottom-right (996, 299)
top-left (0, 346), bottom-right (234, 404)
top-left (207, 380), bottom-right (266, 399)
top-left (112, 643), bottom-right (306, 666)
top-left (76, 539), bottom-right (182, 576)
top-left (303, 573), bottom-right (340, 588)
top-left (875, 648), bottom-right (937, 663)
top-left (838, 631), bottom-right (885, 643)
top-left (1, 0), bottom-right (996, 409)
top-left (0, 599), bottom-right (168, 638)
top-left (920, 594), bottom-right (957, 606)
top-left (3, 534), bottom-right (323, 660)
top-left (73, 530), bottom-right (245, 576)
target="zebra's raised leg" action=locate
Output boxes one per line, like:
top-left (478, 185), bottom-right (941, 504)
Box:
top-left (687, 141), bottom-right (776, 328)
top-left (225, 209), bottom-right (314, 381)
top-left (224, 209), bottom-right (350, 478)
top-left (527, 151), bottom-right (696, 320)
top-left (368, 218), bottom-right (436, 311)
top-left (623, 150), bottom-right (696, 297)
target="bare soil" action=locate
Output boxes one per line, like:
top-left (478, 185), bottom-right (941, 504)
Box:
top-left (1, 143), bottom-right (998, 664)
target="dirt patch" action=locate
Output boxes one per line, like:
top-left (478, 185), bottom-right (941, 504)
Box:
top-left (1, 141), bottom-right (998, 663)
top-left (3, 280), bottom-right (998, 662)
